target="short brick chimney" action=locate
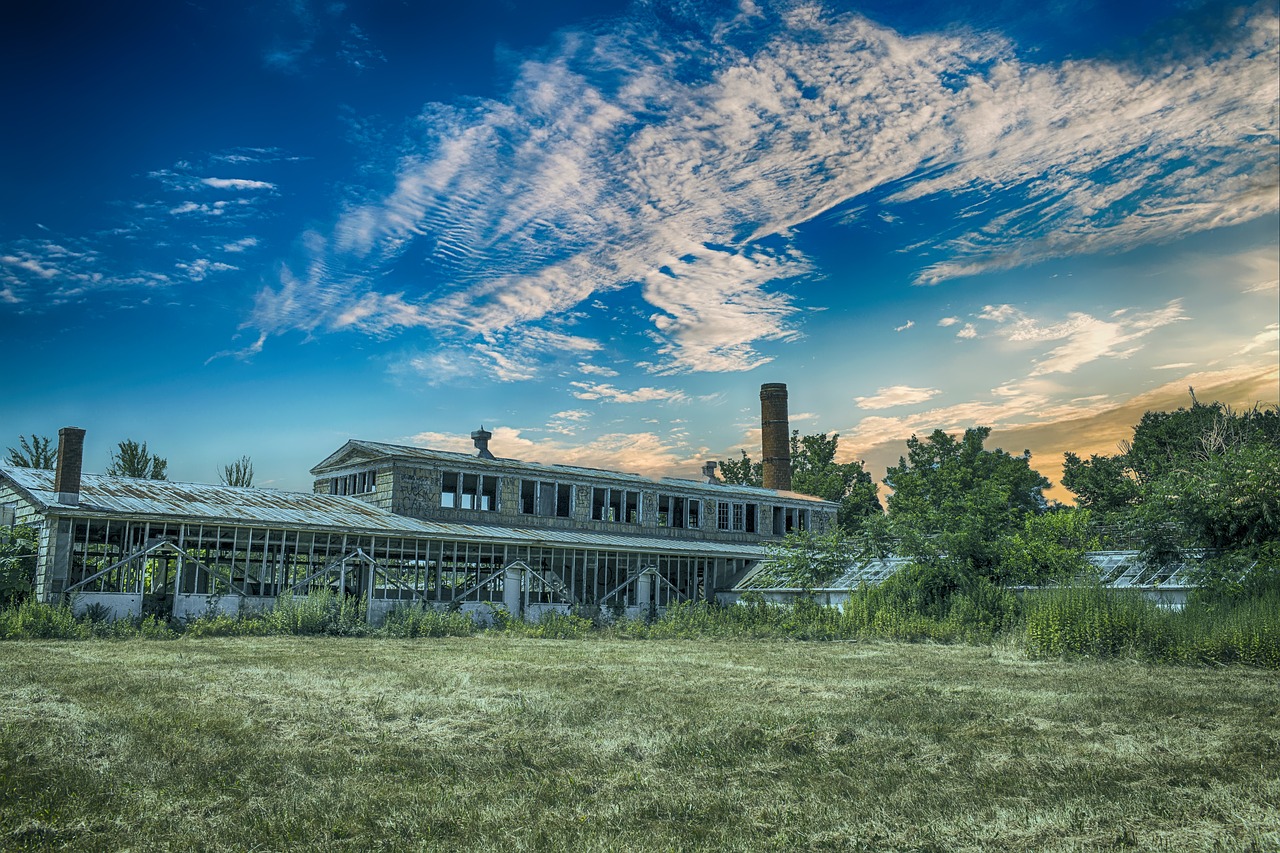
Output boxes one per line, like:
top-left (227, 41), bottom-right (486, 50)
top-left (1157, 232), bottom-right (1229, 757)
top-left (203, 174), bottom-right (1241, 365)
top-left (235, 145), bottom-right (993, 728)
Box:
top-left (54, 427), bottom-right (86, 506)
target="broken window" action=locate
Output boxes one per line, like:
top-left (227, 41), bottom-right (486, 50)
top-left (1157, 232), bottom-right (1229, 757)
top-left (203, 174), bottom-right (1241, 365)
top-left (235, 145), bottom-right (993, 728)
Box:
top-left (328, 471), bottom-right (377, 496)
top-left (519, 480), bottom-right (573, 517)
top-left (779, 507), bottom-right (811, 533)
top-left (591, 487), bottom-right (641, 523)
top-left (441, 472), bottom-right (498, 511)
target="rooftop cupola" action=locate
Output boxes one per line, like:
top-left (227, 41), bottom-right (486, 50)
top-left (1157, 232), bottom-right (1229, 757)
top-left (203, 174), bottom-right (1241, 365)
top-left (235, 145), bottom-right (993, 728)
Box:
top-left (701, 460), bottom-right (719, 484)
top-left (471, 426), bottom-right (495, 459)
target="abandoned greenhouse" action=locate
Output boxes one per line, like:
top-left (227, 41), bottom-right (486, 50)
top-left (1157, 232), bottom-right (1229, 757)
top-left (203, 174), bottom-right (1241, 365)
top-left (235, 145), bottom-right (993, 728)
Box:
top-left (1, 391), bottom-right (838, 623)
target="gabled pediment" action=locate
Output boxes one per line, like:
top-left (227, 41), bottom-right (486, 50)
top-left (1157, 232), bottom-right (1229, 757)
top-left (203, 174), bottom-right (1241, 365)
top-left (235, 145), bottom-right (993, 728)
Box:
top-left (309, 441), bottom-right (396, 475)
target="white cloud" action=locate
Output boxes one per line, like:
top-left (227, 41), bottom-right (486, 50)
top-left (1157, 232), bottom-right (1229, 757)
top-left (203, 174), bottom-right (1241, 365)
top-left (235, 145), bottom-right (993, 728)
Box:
top-left (177, 258), bottom-right (238, 281)
top-left (404, 426), bottom-right (692, 478)
top-left (569, 382), bottom-right (687, 403)
top-left (975, 299), bottom-right (1188, 375)
top-left (956, 324), bottom-right (978, 339)
top-left (855, 385), bottom-right (941, 410)
top-left (578, 362), bottom-right (619, 377)
top-left (201, 178), bottom-right (277, 191)
top-left (894, 320), bottom-right (915, 332)
top-left (223, 237), bottom-right (260, 253)
top-left (1153, 362), bottom-right (1194, 370)
top-left (1237, 323), bottom-right (1279, 355)
top-left (937, 316), bottom-right (960, 327)
top-left (247, 1), bottom-right (1279, 372)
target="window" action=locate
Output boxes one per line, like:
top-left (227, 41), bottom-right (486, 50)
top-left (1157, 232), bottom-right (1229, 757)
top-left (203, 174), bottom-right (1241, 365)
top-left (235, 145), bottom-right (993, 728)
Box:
top-left (519, 480), bottom-right (573, 517)
top-left (657, 495), bottom-right (701, 529)
top-left (591, 487), bottom-right (641, 523)
top-left (716, 501), bottom-right (757, 533)
top-left (775, 506), bottom-right (810, 533)
top-left (329, 470), bottom-right (377, 496)
top-left (441, 472), bottom-right (498, 511)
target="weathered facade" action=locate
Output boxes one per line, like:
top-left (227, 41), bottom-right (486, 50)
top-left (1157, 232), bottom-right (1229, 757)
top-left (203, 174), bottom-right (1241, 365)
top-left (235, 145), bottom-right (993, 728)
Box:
top-left (1, 402), bottom-right (838, 624)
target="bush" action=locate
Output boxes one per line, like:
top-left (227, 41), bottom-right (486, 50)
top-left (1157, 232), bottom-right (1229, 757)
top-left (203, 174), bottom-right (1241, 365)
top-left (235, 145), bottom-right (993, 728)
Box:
top-left (1024, 584), bottom-right (1280, 668)
top-left (380, 605), bottom-right (477, 638)
top-left (0, 598), bottom-right (86, 640)
top-left (262, 590), bottom-right (369, 636)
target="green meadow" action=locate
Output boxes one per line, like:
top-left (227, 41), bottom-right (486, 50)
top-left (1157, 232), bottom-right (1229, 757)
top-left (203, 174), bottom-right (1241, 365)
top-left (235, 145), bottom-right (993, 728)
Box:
top-left (2, 636), bottom-right (1276, 852)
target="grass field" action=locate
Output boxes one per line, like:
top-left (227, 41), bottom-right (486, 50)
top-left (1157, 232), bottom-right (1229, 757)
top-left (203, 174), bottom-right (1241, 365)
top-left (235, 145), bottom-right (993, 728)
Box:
top-left (1, 637), bottom-right (1277, 852)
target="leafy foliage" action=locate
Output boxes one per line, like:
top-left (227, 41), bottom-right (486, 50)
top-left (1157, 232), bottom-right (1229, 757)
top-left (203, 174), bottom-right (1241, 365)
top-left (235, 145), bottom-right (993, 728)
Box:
top-left (0, 525), bottom-right (38, 605)
top-left (788, 431), bottom-right (881, 530)
top-left (884, 427), bottom-right (1051, 581)
top-left (1061, 451), bottom-right (1139, 517)
top-left (106, 439), bottom-right (168, 480)
top-left (719, 430), bottom-right (882, 530)
top-left (219, 455), bottom-right (254, 488)
top-left (5, 434), bottom-right (55, 469)
top-left (718, 449), bottom-right (761, 486)
top-left (1062, 398), bottom-right (1280, 567)
top-left (763, 526), bottom-right (855, 590)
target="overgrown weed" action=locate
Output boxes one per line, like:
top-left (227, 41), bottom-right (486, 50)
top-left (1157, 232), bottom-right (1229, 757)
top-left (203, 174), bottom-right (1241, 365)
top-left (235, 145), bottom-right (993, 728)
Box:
top-left (1, 583), bottom-right (1276, 668)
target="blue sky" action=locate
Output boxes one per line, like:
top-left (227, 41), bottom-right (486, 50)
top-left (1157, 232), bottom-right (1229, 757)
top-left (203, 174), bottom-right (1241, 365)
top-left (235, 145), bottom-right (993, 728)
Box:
top-left (2, 0), bottom-right (1277, 497)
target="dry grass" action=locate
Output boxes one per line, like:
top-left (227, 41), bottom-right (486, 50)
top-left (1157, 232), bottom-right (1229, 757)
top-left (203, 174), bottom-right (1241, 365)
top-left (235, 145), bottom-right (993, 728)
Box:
top-left (1, 637), bottom-right (1277, 851)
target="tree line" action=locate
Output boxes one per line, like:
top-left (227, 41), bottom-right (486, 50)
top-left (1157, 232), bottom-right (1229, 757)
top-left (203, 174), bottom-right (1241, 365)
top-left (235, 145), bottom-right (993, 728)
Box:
top-left (720, 394), bottom-right (1279, 602)
top-left (5, 435), bottom-right (253, 487)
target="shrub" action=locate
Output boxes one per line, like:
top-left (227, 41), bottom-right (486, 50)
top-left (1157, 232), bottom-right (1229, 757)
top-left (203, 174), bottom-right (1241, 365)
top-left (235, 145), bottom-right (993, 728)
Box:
top-left (0, 598), bottom-right (86, 640)
top-left (380, 605), bottom-right (477, 638)
top-left (262, 590), bottom-right (369, 636)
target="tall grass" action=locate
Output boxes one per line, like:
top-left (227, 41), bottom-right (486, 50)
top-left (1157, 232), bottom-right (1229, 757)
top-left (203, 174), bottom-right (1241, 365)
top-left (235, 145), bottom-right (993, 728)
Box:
top-left (2, 584), bottom-right (1277, 668)
top-left (1024, 585), bottom-right (1280, 667)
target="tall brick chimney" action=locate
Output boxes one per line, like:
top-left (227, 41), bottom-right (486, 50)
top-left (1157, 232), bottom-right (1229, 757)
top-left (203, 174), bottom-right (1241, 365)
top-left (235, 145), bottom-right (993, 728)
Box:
top-left (760, 383), bottom-right (791, 491)
top-left (54, 426), bottom-right (86, 506)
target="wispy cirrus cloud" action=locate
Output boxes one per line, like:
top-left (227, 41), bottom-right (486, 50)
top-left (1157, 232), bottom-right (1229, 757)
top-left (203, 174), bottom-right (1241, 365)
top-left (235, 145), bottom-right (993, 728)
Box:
top-left (404, 425), bottom-right (693, 477)
top-left (975, 299), bottom-right (1188, 375)
top-left (249, 0), bottom-right (1278, 377)
top-left (570, 382), bottom-right (687, 404)
top-left (1, 148), bottom-right (296, 306)
top-left (855, 385), bottom-right (941, 410)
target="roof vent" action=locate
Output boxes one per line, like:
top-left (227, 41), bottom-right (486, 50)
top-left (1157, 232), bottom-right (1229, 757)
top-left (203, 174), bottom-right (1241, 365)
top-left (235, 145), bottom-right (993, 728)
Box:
top-left (471, 426), bottom-right (495, 460)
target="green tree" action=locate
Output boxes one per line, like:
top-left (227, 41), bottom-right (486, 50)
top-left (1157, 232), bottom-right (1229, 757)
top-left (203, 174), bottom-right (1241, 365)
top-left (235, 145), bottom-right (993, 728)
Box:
top-left (764, 525), bottom-right (854, 591)
top-left (5, 435), bottom-right (55, 469)
top-left (0, 525), bottom-right (38, 604)
top-left (106, 440), bottom-right (168, 480)
top-left (1061, 451), bottom-right (1139, 516)
top-left (1061, 397), bottom-right (1280, 559)
top-left (884, 427), bottom-right (1051, 584)
top-left (719, 431), bottom-right (882, 531)
top-left (219, 455), bottom-right (254, 488)
top-left (996, 507), bottom-right (1099, 586)
top-left (718, 450), bottom-right (762, 486)
top-left (788, 431), bottom-right (882, 531)
top-left (1138, 411), bottom-right (1280, 552)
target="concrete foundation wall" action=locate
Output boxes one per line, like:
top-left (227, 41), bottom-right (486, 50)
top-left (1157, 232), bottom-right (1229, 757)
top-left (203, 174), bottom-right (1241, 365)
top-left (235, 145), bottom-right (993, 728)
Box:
top-left (172, 594), bottom-right (276, 622)
top-left (71, 592), bottom-right (142, 620)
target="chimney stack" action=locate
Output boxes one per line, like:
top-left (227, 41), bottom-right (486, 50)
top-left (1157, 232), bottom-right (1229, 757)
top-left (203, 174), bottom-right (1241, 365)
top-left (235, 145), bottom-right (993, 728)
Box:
top-left (471, 426), bottom-right (495, 460)
top-left (701, 460), bottom-right (719, 484)
top-left (54, 426), bottom-right (86, 506)
top-left (760, 383), bottom-right (792, 491)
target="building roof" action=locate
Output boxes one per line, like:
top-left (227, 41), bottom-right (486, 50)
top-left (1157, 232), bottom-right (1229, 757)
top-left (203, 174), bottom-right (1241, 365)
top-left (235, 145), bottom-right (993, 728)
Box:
top-left (312, 439), bottom-right (836, 505)
top-left (733, 551), bottom-right (1196, 591)
top-left (0, 466), bottom-right (767, 559)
